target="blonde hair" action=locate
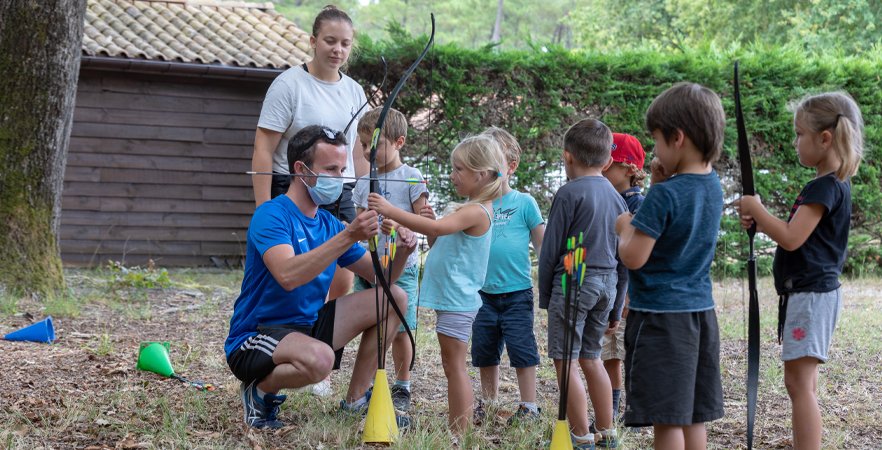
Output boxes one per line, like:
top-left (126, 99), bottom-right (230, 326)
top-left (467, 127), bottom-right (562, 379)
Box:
top-left (481, 126), bottom-right (521, 163)
top-left (791, 92), bottom-right (864, 180)
top-left (447, 135), bottom-right (507, 211)
top-left (358, 107), bottom-right (408, 143)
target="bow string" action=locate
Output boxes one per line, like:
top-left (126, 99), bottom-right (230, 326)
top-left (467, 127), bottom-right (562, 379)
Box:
top-left (368, 13), bottom-right (435, 371)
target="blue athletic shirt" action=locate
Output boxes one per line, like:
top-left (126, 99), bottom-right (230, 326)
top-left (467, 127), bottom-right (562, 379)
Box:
top-left (482, 191), bottom-right (544, 294)
top-left (628, 172), bottom-right (723, 313)
top-left (224, 195), bottom-right (365, 358)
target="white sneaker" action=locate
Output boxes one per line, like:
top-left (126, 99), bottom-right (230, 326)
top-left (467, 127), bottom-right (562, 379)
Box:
top-left (310, 379), bottom-right (333, 397)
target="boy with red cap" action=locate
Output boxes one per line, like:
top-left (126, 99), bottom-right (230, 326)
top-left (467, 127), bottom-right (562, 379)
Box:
top-left (598, 132), bottom-right (647, 425)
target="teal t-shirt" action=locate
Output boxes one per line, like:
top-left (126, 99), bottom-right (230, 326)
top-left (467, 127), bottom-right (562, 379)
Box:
top-left (420, 204), bottom-right (493, 311)
top-left (482, 191), bottom-right (544, 294)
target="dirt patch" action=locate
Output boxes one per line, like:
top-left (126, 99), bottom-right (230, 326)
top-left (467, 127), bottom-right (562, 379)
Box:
top-left (1, 272), bottom-right (880, 449)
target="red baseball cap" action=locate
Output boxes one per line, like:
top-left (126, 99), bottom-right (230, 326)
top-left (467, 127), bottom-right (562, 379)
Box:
top-left (611, 133), bottom-right (645, 169)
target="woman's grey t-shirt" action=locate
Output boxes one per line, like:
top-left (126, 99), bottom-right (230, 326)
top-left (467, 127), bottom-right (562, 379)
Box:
top-left (257, 66), bottom-right (367, 179)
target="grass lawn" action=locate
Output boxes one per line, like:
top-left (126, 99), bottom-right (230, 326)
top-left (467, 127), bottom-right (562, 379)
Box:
top-left (1, 268), bottom-right (880, 449)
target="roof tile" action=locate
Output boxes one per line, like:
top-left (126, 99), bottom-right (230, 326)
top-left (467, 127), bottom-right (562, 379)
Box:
top-left (83, 0), bottom-right (311, 69)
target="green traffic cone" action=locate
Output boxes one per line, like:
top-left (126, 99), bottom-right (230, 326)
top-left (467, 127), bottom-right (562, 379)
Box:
top-left (136, 342), bottom-right (175, 377)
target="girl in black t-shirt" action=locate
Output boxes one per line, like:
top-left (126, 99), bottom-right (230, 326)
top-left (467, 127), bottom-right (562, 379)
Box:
top-left (737, 92), bottom-right (863, 450)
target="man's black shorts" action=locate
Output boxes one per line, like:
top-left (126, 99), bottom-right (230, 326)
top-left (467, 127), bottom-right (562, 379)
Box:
top-left (227, 300), bottom-right (341, 385)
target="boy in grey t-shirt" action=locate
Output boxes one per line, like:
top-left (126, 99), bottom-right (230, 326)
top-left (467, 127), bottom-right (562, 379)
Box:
top-left (538, 119), bottom-right (626, 448)
top-left (351, 107), bottom-right (428, 412)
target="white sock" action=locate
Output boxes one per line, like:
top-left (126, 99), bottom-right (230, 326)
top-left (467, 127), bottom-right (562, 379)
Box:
top-left (520, 401), bottom-right (539, 413)
top-left (394, 379), bottom-right (411, 390)
top-left (255, 386), bottom-right (267, 399)
top-left (571, 431), bottom-right (594, 443)
top-left (599, 428), bottom-right (617, 439)
top-left (347, 394), bottom-right (368, 409)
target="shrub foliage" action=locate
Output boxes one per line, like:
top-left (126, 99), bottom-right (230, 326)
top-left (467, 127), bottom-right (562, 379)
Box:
top-left (349, 35), bottom-right (882, 277)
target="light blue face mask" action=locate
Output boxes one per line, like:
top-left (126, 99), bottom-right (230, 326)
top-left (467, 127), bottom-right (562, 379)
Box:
top-left (300, 166), bottom-right (343, 206)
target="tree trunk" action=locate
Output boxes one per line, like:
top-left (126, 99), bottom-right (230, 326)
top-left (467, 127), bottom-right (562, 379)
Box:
top-left (490, 0), bottom-right (504, 44)
top-left (0, 0), bottom-right (85, 295)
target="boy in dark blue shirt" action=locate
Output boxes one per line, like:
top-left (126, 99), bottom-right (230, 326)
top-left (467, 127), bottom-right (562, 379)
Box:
top-left (616, 83), bottom-right (726, 448)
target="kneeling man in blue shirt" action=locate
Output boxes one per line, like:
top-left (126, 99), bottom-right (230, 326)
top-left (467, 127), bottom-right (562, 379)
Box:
top-left (225, 125), bottom-right (416, 429)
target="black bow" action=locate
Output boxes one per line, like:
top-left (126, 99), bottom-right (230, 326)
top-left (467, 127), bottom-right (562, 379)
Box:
top-left (367, 14), bottom-right (435, 371)
top-left (735, 61), bottom-right (760, 450)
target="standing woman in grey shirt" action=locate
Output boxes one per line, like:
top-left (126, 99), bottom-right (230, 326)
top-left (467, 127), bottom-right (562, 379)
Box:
top-left (251, 5), bottom-right (368, 302)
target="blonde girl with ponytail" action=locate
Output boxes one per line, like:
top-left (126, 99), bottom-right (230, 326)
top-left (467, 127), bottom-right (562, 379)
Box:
top-left (737, 91), bottom-right (863, 450)
top-left (368, 134), bottom-right (507, 436)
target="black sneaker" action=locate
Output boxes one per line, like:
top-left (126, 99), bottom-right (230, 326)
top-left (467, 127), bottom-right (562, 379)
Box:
top-left (339, 387), bottom-right (373, 417)
top-left (506, 404), bottom-right (541, 426)
top-left (473, 400), bottom-right (487, 426)
top-left (596, 431), bottom-right (619, 448)
top-left (396, 413), bottom-right (412, 431)
top-left (240, 380), bottom-right (286, 429)
top-left (390, 384), bottom-right (411, 411)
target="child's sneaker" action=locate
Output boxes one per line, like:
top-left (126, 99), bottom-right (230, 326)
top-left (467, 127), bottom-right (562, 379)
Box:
top-left (395, 414), bottom-right (411, 431)
top-left (390, 384), bottom-right (411, 411)
top-left (595, 429), bottom-right (618, 448)
top-left (338, 387), bottom-right (372, 416)
top-left (506, 404), bottom-right (541, 425)
top-left (338, 388), bottom-right (410, 431)
top-left (473, 400), bottom-right (487, 426)
top-left (310, 379), bottom-right (333, 397)
top-left (240, 380), bottom-right (287, 429)
top-left (572, 436), bottom-right (596, 450)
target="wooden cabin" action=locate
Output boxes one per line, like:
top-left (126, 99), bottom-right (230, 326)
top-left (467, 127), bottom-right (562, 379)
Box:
top-left (62, 0), bottom-right (310, 267)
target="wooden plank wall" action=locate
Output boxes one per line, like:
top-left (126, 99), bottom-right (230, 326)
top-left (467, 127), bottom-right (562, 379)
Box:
top-left (61, 69), bottom-right (271, 267)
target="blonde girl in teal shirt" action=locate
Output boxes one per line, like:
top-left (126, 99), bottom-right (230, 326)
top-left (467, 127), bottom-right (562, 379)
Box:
top-left (368, 134), bottom-right (508, 437)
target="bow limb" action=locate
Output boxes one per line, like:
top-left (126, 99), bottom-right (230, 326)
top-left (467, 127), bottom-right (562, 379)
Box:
top-left (368, 14), bottom-right (435, 371)
top-left (735, 61), bottom-right (760, 450)
top-left (342, 56), bottom-right (388, 135)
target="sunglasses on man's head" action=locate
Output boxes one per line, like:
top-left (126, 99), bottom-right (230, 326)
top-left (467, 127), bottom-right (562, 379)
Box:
top-left (294, 126), bottom-right (346, 154)
top-left (319, 126), bottom-right (345, 141)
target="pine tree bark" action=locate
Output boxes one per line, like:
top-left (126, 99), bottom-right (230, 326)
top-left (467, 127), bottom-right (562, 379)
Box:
top-left (0, 0), bottom-right (86, 295)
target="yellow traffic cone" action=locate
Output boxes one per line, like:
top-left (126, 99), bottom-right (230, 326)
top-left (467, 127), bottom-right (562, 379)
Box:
top-left (362, 369), bottom-right (398, 444)
top-left (549, 419), bottom-right (571, 449)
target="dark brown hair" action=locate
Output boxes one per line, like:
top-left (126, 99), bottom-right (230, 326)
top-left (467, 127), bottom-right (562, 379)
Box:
top-left (287, 125), bottom-right (348, 172)
top-left (645, 82), bottom-right (725, 164)
top-left (564, 118), bottom-right (613, 167)
top-left (312, 5), bottom-right (353, 37)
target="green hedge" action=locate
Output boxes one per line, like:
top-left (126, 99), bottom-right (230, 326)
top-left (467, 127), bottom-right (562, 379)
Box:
top-left (349, 35), bottom-right (882, 277)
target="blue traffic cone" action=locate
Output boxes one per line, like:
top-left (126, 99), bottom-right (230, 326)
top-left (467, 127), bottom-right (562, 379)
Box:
top-left (3, 316), bottom-right (56, 343)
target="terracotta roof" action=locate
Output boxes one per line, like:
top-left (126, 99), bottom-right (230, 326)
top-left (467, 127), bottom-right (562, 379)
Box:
top-left (82, 0), bottom-right (312, 69)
